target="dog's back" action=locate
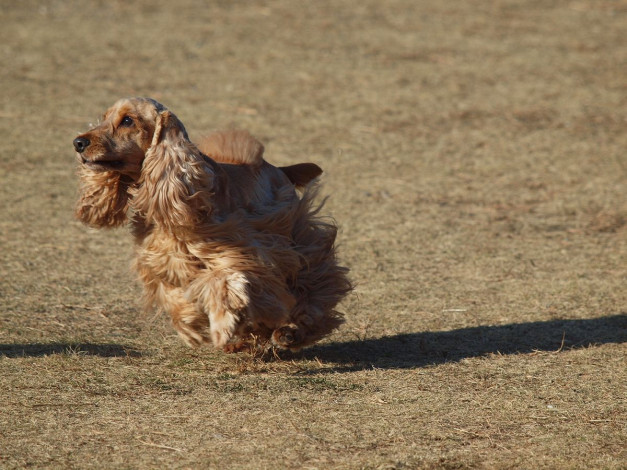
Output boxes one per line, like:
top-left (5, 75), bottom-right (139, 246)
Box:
top-left (197, 130), bottom-right (295, 212)
top-left (197, 128), bottom-right (323, 203)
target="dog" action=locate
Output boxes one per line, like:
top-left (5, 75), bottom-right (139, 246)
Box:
top-left (73, 97), bottom-right (352, 351)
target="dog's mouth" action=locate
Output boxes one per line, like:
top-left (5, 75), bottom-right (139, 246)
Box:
top-left (80, 156), bottom-right (125, 170)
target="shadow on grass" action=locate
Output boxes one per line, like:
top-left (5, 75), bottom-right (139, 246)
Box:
top-left (0, 342), bottom-right (142, 358)
top-left (298, 313), bottom-right (627, 371)
top-left (2, 315), bottom-right (624, 367)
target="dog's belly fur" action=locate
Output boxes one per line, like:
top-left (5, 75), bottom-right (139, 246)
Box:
top-left (131, 222), bottom-right (295, 346)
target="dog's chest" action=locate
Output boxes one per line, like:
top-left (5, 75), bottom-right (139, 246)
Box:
top-left (134, 231), bottom-right (202, 287)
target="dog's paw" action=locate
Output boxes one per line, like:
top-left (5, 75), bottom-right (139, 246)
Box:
top-left (210, 327), bottom-right (234, 348)
top-left (222, 340), bottom-right (253, 354)
top-left (271, 324), bottom-right (303, 348)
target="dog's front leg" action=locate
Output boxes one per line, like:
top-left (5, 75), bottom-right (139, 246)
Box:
top-left (189, 271), bottom-right (249, 348)
top-left (152, 283), bottom-right (210, 347)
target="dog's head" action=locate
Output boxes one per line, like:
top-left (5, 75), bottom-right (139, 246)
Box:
top-left (73, 97), bottom-right (181, 180)
top-left (73, 97), bottom-right (321, 231)
top-left (74, 97), bottom-right (193, 228)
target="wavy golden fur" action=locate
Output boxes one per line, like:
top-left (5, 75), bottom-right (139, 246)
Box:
top-left (73, 98), bottom-right (352, 351)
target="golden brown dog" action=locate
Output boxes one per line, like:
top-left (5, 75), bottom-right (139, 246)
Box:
top-left (73, 97), bottom-right (352, 351)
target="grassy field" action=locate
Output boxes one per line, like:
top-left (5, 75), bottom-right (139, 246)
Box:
top-left (1, 0), bottom-right (626, 468)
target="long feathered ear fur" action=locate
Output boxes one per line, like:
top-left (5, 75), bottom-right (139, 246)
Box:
top-left (131, 110), bottom-right (218, 233)
top-left (75, 168), bottom-right (132, 228)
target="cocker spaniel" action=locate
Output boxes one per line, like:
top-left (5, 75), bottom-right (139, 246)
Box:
top-left (73, 98), bottom-right (351, 352)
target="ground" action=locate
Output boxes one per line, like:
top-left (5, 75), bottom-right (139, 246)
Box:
top-left (0, 0), bottom-right (626, 468)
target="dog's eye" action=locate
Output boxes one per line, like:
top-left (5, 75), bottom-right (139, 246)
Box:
top-left (120, 116), bottom-right (134, 127)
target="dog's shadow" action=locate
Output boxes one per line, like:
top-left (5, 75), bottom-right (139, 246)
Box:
top-left (2, 314), bottom-right (624, 369)
top-left (0, 342), bottom-right (141, 358)
top-left (296, 313), bottom-right (627, 371)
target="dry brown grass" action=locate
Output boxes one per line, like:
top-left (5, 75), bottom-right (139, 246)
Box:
top-left (1, 0), bottom-right (626, 468)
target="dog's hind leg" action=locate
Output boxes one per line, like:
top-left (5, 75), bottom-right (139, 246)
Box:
top-left (272, 260), bottom-right (351, 350)
top-left (270, 305), bottom-right (338, 350)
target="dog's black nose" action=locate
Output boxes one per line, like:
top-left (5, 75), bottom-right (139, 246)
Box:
top-left (73, 137), bottom-right (90, 153)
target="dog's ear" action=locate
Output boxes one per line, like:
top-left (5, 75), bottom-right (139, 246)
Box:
top-left (279, 163), bottom-right (323, 188)
top-left (75, 168), bottom-right (131, 228)
top-left (150, 110), bottom-right (190, 148)
top-left (132, 110), bottom-right (216, 232)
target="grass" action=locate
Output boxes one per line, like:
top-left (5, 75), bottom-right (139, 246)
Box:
top-left (1, 0), bottom-right (626, 468)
